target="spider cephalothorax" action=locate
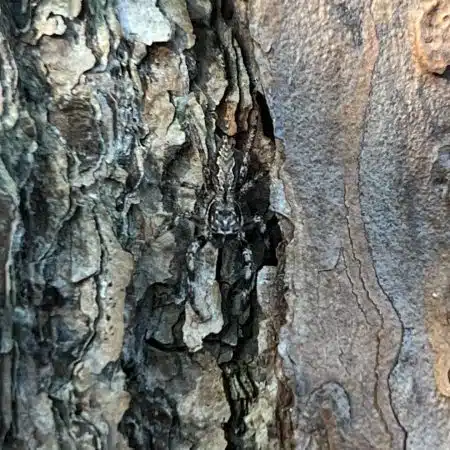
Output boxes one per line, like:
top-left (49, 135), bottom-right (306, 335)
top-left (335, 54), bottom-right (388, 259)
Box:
top-left (207, 195), bottom-right (243, 240)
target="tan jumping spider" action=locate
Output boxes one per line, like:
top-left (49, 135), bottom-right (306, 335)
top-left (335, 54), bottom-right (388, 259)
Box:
top-left (185, 107), bottom-right (266, 321)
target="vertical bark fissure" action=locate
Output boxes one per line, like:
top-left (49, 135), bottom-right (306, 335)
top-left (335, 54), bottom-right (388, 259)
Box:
top-left (7, 0), bottom-right (448, 448)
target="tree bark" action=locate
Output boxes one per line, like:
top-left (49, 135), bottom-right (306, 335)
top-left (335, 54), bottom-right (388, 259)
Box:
top-left (0, 0), bottom-right (448, 449)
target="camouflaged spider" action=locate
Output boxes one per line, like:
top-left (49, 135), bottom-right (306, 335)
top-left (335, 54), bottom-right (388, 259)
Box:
top-left (185, 108), bottom-right (265, 321)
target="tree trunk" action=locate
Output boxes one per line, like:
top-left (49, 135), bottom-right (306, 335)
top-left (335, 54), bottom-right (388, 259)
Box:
top-left (0, 0), bottom-right (448, 449)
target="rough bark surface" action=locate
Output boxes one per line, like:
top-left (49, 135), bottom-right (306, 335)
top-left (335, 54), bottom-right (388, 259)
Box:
top-left (0, 0), bottom-right (448, 450)
top-left (250, 0), bottom-right (450, 448)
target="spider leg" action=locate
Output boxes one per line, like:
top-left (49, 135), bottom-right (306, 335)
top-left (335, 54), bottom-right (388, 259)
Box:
top-left (242, 246), bottom-right (254, 282)
top-left (148, 209), bottom-right (202, 243)
top-left (237, 105), bottom-right (259, 187)
top-left (241, 172), bottom-right (263, 193)
top-left (175, 186), bottom-right (216, 228)
top-left (231, 234), bottom-right (256, 316)
top-left (186, 116), bottom-right (208, 170)
top-left (243, 214), bottom-right (266, 234)
top-left (185, 235), bottom-right (210, 320)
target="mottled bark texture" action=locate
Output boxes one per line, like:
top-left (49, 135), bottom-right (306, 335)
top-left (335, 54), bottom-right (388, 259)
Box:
top-left (0, 0), bottom-right (448, 449)
top-left (250, 0), bottom-right (450, 449)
